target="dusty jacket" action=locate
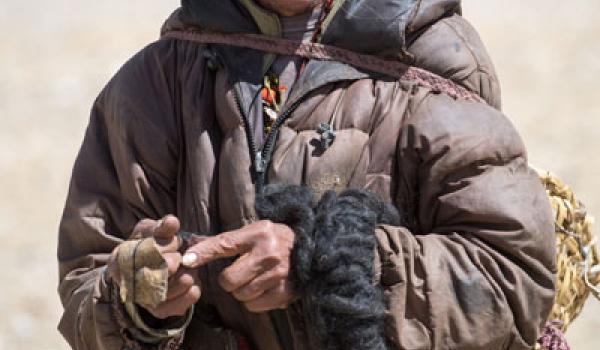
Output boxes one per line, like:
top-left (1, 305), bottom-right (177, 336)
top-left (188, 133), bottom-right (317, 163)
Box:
top-left (57, 0), bottom-right (555, 349)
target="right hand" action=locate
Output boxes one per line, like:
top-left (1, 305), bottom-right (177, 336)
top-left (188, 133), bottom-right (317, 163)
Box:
top-left (107, 215), bottom-right (201, 319)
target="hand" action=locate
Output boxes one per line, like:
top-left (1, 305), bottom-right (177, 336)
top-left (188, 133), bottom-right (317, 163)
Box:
top-left (182, 220), bottom-right (296, 313)
top-left (107, 215), bottom-right (201, 319)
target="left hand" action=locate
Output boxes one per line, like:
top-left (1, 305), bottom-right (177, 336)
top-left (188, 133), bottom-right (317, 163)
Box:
top-left (108, 215), bottom-right (202, 319)
top-left (181, 220), bottom-right (296, 313)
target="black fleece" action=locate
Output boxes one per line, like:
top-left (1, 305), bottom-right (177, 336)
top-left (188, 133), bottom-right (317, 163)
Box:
top-left (256, 184), bottom-right (401, 350)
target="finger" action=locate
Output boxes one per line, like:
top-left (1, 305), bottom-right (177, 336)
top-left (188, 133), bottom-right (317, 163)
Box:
top-left (231, 267), bottom-right (284, 302)
top-left (182, 229), bottom-right (252, 268)
top-left (219, 252), bottom-right (281, 293)
top-left (153, 218), bottom-right (183, 254)
top-left (167, 269), bottom-right (198, 301)
top-left (131, 219), bottom-right (158, 239)
top-left (163, 252), bottom-right (182, 277)
top-left (145, 285), bottom-right (201, 319)
top-left (243, 280), bottom-right (295, 313)
top-left (130, 216), bottom-right (181, 253)
top-left (153, 215), bottom-right (180, 242)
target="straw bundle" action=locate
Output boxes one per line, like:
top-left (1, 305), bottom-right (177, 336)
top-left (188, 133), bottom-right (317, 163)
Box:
top-left (534, 169), bottom-right (600, 350)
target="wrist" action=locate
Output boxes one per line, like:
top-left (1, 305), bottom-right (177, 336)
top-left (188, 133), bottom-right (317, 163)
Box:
top-left (124, 300), bottom-right (194, 341)
top-left (107, 269), bottom-right (192, 345)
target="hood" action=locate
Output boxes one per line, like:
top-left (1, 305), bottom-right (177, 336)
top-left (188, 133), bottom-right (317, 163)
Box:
top-left (161, 0), bottom-right (477, 124)
top-left (320, 0), bottom-right (460, 59)
top-left (167, 0), bottom-right (461, 60)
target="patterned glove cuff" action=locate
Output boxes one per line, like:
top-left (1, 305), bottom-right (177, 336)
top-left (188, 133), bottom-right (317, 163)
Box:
top-left (123, 301), bottom-right (194, 342)
top-left (107, 270), bottom-right (191, 349)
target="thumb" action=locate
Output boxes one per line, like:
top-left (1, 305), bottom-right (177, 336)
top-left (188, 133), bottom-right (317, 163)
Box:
top-left (152, 215), bottom-right (181, 254)
top-left (182, 230), bottom-right (250, 268)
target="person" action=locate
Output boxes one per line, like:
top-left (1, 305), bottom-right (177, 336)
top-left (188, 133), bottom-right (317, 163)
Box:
top-left (57, 0), bottom-right (556, 349)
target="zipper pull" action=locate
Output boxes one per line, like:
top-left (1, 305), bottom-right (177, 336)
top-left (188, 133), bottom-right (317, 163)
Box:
top-left (317, 123), bottom-right (336, 149)
top-left (255, 152), bottom-right (267, 173)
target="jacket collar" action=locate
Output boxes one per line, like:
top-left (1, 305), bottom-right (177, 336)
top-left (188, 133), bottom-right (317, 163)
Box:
top-left (170, 0), bottom-right (461, 59)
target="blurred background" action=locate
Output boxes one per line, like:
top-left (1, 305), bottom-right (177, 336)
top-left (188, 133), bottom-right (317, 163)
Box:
top-left (0, 0), bottom-right (598, 349)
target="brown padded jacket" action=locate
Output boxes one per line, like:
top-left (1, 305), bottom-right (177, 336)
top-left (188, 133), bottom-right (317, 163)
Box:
top-left (57, 1), bottom-right (555, 349)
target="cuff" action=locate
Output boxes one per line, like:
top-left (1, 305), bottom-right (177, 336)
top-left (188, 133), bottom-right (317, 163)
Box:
top-left (123, 301), bottom-right (193, 342)
top-left (105, 268), bottom-right (192, 349)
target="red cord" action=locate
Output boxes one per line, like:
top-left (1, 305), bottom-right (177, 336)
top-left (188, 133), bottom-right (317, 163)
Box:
top-left (301, 0), bottom-right (335, 75)
top-left (310, 0), bottom-right (334, 43)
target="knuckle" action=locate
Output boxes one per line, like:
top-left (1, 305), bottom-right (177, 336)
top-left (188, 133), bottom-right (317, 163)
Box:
top-left (168, 266), bottom-right (178, 276)
top-left (248, 283), bottom-right (261, 295)
top-left (244, 302), bottom-right (260, 313)
top-left (273, 265), bottom-right (289, 280)
top-left (167, 253), bottom-right (182, 265)
top-left (218, 273), bottom-right (236, 292)
top-left (163, 214), bottom-right (176, 222)
top-left (255, 229), bottom-right (269, 241)
top-left (241, 284), bottom-right (259, 298)
top-left (256, 220), bottom-right (274, 239)
top-left (166, 257), bottom-right (182, 274)
top-left (232, 290), bottom-right (246, 301)
top-left (260, 235), bottom-right (280, 255)
top-left (136, 219), bottom-right (155, 228)
top-left (133, 219), bottom-right (157, 237)
top-left (178, 273), bottom-right (194, 288)
top-left (259, 220), bottom-right (274, 231)
top-left (217, 234), bottom-right (238, 253)
top-left (188, 285), bottom-right (202, 301)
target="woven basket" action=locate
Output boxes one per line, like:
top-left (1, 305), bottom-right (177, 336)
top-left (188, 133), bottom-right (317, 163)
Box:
top-left (533, 169), bottom-right (600, 349)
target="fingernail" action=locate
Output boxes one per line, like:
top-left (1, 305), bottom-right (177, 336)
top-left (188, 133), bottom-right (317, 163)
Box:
top-left (182, 253), bottom-right (198, 266)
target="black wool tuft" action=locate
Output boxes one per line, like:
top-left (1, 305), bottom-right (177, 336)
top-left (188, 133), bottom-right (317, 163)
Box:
top-left (256, 185), bottom-right (402, 350)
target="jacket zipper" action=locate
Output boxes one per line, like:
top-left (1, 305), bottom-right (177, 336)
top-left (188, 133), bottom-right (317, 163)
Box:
top-left (233, 87), bottom-right (302, 350)
top-left (233, 86), bottom-right (306, 193)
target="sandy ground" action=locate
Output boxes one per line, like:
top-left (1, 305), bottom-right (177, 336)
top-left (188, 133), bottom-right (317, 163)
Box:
top-left (0, 1), bottom-right (598, 349)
